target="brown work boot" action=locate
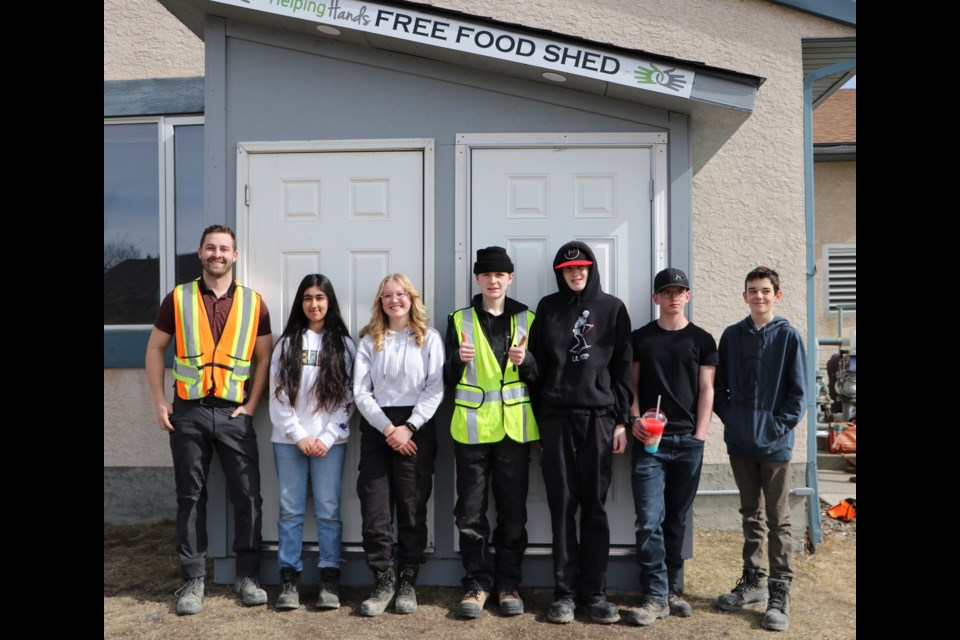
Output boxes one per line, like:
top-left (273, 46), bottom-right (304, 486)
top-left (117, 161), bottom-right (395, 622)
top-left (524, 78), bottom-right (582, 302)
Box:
top-left (457, 589), bottom-right (489, 619)
top-left (498, 588), bottom-right (524, 616)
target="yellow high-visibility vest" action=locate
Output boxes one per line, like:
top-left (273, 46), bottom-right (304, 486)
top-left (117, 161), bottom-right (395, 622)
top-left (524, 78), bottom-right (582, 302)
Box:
top-left (451, 308), bottom-right (539, 444)
top-left (171, 280), bottom-right (261, 403)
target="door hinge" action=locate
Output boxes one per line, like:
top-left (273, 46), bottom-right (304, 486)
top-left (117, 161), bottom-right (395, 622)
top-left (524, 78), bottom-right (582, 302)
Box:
top-left (245, 185), bottom-right (250, 206)
top-left (649, 179), bottom-right (654, 201)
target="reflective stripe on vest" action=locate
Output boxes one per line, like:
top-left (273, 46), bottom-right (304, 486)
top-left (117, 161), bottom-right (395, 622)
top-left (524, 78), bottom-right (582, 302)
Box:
top-left (451, 308), bottom-right (538, 444)
top-left (171, 280), bottom-right (261, 402)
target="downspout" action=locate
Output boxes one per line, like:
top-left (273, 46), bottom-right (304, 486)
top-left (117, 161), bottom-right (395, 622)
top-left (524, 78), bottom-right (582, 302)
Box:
top-left (804, 59), bottom-right (856, 546)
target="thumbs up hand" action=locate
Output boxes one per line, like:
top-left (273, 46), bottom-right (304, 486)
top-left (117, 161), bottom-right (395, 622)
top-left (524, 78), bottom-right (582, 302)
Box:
top-left (459, 330), bottom-right (475, 363)
top-left (508, 335), bottom-right (527, 366)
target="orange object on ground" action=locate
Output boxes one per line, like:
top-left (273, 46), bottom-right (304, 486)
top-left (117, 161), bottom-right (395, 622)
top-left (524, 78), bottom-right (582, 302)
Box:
top-left (826, 498), bottom-right (856, 522)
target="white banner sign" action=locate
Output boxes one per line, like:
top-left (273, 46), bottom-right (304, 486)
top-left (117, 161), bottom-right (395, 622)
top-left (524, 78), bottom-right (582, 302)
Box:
top-left (213, 0), bottom-right (695, 98)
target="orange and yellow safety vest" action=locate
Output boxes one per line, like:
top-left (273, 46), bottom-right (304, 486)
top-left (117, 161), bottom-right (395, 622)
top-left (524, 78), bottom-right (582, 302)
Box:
top-left (171, 280), bottom-right (261, 403)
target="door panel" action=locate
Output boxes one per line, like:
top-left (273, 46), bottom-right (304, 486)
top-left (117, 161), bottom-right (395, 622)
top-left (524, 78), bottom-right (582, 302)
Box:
top-left (470, 145), bottom-right (654, 545)
top-left (244, 149), bottom-right (426, 547)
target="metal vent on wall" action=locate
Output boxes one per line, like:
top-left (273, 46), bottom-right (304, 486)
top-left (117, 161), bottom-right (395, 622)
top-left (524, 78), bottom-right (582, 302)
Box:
top-left (824, 243), bottom-right (856, 313)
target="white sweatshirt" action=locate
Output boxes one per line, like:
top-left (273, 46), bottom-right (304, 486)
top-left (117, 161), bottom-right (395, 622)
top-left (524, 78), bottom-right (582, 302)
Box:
top-left (353, 327), bottom-right (445, 432)
top-left (269, 329), bottom-right (357, 449)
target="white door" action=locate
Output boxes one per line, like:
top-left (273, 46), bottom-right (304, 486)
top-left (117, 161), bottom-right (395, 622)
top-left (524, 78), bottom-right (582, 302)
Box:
top-left (241, 147), bottom-right (427, 547)
top-left (470, 144), bottom-right (659, 545)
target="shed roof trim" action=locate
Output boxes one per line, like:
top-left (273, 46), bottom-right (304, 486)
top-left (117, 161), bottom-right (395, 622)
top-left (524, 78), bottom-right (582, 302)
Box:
top-left (213, 0), bottom-right (702, 97)
top-left (164, 0), bottom-right (763, 112)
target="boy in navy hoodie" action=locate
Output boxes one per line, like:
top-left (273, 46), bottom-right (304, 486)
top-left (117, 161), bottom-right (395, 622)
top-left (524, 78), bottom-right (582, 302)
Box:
top-left (528, 241), bottom-right (633, 625)
top-left (713, 266), bottom-right (807, 632)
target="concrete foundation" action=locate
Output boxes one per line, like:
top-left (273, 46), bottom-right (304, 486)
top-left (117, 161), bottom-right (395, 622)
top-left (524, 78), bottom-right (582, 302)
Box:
top-left (104, 467), bottom-right (177, 524)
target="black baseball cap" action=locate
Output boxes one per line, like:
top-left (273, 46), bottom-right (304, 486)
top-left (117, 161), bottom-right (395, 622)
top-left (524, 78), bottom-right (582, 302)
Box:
top-left (654, 268), bottom-right (690, 293)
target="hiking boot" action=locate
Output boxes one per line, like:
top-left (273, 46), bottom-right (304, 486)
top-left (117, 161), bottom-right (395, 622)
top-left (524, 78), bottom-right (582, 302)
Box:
top-left (457, 589), bottom-right (489, 619)
top-left (360, 568), bottom-right (395, 617)
top-left (317, 567), bottom-right (341, 610)
top-left (547, 597), bottom-right (576, 624)
top-left (583, 597), bottom-right (620, 624)
top-left (761, 579), bottom-right (791, 631)
top-left (395, 564), bottom-right (419, 614)
top-left (668, 591), bottom-right (693, 617)
top-left (717, 568), bottom-right (767, 611)
top-left (275, 569), bottom-right (300, 611)
top-left (175, 577), bottom-right (204, 615)
top-left (625, 599), bottom-right (670, 626)
top-left (497, 588), bottom-right (524, 616)
top-left (234, 576), bottom-right (268, 607)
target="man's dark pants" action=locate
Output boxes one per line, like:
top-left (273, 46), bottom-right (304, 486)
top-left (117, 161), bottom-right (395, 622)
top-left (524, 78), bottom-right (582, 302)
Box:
top-left (169, 397), bottom-right (263, 579)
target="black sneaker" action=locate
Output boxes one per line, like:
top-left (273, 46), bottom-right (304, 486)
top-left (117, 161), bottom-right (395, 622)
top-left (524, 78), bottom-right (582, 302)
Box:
top-left (547, 597), bottom-right (576, 624)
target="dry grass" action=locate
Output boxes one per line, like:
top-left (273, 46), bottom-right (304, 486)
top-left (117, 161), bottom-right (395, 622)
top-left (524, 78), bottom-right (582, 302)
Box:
top-left (105, 515), bottom-right (855, 639)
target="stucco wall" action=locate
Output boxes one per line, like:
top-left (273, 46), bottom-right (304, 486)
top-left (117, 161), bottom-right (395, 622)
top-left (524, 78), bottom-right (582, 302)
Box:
top-left (104, 369), bottom-right (173, 467)
top-left (104, 0), bottom-right (203, 80)
top-left (814, 161), bottom-right (857, 365)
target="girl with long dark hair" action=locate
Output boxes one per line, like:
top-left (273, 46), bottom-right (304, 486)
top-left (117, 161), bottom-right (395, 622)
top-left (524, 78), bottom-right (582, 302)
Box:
top-left (269, 274), bottom-right (356, 611)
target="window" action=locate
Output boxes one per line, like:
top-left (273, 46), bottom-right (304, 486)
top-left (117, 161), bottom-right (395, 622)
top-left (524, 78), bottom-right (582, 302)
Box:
top-left (103, 117), bottom-right (204, 326)
top-left (823, 243), bottom-right (856, 314)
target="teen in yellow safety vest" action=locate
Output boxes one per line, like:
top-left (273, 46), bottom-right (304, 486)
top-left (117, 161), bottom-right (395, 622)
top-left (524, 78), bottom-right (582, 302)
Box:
top-left (443, 246), bottom-right (540, 620)
top-left (450, 307), bottom-right (538, 444)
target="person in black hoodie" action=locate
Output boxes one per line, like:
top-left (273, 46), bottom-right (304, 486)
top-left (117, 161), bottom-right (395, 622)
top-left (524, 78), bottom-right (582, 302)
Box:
top-left (528, 240), bottom-right (633, 625)
top-left (713, 266), bottom-right (807, 632)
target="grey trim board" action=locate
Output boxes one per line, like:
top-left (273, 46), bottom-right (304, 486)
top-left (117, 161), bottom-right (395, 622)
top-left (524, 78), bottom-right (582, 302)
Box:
top-left (104, 77), bottom-right (204, 117)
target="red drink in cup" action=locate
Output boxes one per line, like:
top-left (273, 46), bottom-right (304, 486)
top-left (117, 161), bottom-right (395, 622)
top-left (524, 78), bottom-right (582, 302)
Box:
top-left (641, 409), bottom-right (667, 454)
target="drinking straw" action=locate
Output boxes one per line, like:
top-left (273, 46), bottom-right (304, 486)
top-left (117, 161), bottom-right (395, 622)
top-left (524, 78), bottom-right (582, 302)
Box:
top-left (655, 395), bottom-right (661, 416)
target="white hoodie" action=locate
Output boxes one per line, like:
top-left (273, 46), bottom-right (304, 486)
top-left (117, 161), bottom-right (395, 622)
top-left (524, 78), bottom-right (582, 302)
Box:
top-left (353, 327), bottom-right (445, 432)
top-left (269, 329), bottom-right (356, 450)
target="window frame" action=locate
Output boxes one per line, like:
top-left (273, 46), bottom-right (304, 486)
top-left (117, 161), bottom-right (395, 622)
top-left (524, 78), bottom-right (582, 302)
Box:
top-left (104, 115), bottom-right (204, 330)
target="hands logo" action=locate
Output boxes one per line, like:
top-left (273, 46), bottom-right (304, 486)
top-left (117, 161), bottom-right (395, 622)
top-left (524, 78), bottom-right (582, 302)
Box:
top-left (634, 63), bottom-right (686, 92)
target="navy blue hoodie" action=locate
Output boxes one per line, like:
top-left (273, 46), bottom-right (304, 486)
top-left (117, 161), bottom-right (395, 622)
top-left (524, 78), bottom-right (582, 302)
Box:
top-left (528, 241), bottom-right (633, 423)
top-left (714, 316), bottom-right (808, 462)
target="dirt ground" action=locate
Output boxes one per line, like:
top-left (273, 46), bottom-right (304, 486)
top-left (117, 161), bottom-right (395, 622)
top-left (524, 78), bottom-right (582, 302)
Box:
top-left (104, 507), bottom-right (855, 639)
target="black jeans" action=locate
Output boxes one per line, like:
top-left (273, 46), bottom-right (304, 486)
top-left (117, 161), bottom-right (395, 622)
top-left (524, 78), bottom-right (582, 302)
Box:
top-left (539, 411), bottom-right (614, 602)
top-left (168, 398), bottom-right (263, 579)
top-left (357, 407), bottom-right (437, 571)
top-left (454, 438), bottom-right (531, 592)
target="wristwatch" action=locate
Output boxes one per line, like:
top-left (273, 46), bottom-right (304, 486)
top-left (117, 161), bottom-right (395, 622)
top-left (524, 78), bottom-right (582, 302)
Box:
top-left (404, 421), bottom-right (419, 432)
